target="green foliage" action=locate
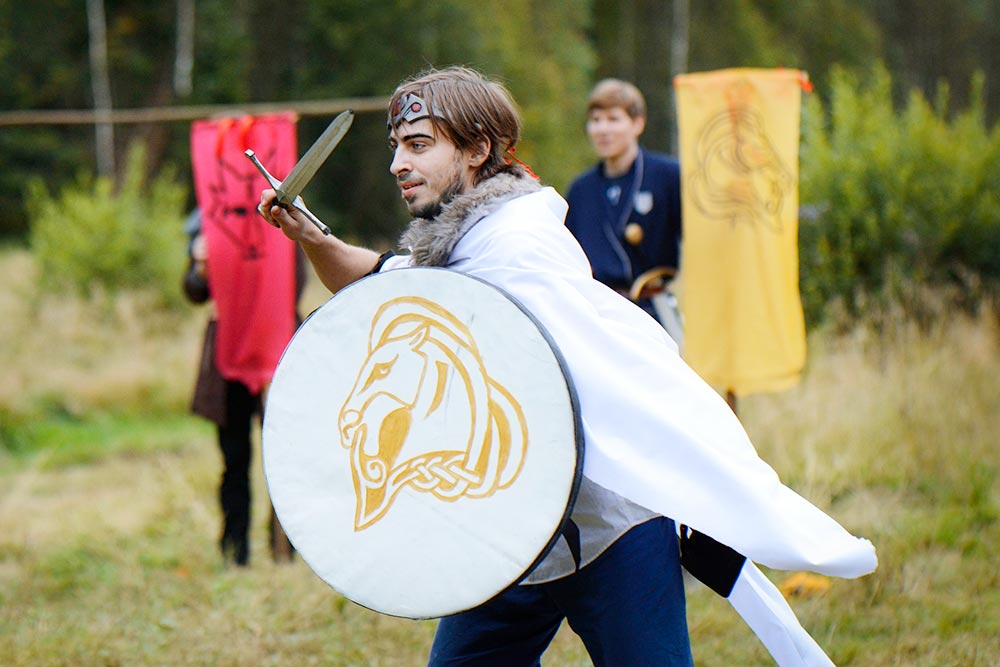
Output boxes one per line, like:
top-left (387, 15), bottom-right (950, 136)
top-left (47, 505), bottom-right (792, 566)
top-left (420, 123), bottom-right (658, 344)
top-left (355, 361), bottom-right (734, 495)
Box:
top-left (469, 0), bottom-right (595, 192)
top-left (799, 64), bottom-right (1000, 325)
top-left (280, 0), bottom-right (594, 240)
top-left (27, 143), bottom-right (189, 308)
top-left (0, 409), bottom-right (209, 469)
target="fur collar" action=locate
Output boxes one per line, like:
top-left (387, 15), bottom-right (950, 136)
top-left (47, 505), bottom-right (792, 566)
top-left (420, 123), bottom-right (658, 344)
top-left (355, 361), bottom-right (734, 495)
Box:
top-left (399, 172), bottom-right (542, 267)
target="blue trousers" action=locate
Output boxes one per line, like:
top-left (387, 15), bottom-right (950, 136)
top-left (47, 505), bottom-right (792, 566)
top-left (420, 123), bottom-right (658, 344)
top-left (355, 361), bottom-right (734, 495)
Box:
top-left (428, 517), bottom-right (693, 667)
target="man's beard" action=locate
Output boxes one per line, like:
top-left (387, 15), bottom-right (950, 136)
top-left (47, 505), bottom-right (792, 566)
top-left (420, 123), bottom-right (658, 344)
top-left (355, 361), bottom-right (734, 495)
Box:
top-left (410, 170), bottom-right (467, 220)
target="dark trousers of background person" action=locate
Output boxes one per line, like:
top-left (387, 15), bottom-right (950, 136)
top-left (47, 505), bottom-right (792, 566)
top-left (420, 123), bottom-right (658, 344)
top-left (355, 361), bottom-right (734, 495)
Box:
top-left (217, 379), bottom-right (259, 566)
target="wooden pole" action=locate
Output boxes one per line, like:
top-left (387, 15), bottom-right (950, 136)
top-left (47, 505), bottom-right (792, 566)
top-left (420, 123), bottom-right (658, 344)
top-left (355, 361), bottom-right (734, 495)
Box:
top-left (0, 97), bottom-right (390, 127)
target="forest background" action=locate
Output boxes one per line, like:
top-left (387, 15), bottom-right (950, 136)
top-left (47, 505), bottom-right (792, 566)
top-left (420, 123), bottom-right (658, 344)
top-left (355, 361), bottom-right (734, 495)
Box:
top-left (3, 0), bottom-right (1000, 323)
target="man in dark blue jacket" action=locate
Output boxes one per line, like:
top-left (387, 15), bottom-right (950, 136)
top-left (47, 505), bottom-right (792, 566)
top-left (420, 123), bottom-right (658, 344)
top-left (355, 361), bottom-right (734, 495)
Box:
top-left (565, 79), bottom-right (683, 341)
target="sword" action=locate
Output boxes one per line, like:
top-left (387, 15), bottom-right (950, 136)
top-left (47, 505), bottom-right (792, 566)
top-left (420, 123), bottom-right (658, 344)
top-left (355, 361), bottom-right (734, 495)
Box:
top-left (245, 109), bottom-right (354, 235)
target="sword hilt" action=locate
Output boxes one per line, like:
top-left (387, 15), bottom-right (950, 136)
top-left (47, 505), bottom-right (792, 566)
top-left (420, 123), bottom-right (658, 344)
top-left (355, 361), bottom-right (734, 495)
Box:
top-left (245, 150), bottom-right (332, 236)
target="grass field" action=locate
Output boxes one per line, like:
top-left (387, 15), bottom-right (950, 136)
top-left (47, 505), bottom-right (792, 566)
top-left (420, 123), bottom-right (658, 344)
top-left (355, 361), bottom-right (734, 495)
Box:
top-left (1, 247), bottom-right (998, 666)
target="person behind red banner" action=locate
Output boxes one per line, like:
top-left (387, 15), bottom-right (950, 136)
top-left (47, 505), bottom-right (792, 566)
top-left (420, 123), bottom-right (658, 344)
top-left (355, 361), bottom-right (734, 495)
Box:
top-left (186, 113), bottom-right (306, 566)
top-left (182, 209), bottom-right (307, 566)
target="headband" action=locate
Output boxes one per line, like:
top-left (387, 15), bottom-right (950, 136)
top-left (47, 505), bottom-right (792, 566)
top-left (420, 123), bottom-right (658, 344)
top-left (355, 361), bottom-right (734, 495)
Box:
top-left (390, 92), bottom-right (440, 127)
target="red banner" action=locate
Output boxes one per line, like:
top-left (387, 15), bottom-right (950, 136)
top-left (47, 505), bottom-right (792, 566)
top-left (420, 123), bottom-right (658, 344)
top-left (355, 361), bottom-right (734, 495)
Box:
top-left (190, 113), bottom-right (299, 394)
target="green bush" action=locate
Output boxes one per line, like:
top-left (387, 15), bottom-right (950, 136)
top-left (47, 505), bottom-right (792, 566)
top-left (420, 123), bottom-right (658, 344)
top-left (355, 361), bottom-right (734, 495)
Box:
top-left (799, 64), bottom-right (1000, 326)
top-left (27, 143), bottom-right (189, 308)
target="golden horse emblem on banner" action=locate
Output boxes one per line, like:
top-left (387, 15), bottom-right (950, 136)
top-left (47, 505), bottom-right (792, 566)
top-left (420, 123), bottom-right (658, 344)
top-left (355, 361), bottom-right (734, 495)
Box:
top-left (338, 296), bottom-right (528, 530)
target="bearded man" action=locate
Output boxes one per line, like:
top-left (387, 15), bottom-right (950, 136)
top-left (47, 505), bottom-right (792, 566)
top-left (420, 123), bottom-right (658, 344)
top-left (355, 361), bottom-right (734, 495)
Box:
top-left (258, 66), bottom-right (875, 667)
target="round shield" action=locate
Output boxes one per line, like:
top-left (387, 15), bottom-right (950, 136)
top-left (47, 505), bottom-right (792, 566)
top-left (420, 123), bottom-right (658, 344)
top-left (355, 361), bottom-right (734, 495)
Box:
top-left (263, 267), bottom-right (582, 619)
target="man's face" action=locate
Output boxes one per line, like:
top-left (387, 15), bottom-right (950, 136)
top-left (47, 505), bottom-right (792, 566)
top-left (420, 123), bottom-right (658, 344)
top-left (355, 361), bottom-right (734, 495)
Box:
top-left (389, 119), bottom-right (478, 220)
top-left (585, 106), bottom-right (645, 162)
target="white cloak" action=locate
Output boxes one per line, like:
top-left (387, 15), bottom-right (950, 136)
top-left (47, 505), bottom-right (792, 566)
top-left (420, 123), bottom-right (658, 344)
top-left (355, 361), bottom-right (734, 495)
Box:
top-left (383, 185), bottom-right (876, 666)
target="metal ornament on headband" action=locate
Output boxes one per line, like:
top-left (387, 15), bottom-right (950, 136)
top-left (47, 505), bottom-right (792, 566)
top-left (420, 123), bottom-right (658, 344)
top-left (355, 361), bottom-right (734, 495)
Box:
top-left (390, 92), bottom-right (439, 126)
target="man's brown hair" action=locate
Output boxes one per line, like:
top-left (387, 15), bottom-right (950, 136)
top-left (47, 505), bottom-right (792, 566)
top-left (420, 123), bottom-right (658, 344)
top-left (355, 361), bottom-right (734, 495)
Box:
top-left (388, 66), bottom-right (527, 184)
top-left (586, 79), bottom-right (647, 120)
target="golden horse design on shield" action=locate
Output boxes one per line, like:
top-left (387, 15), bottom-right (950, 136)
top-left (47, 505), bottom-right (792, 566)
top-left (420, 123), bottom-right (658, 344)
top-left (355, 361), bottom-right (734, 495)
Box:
top-left (338, 296), bottom-right (528, 530)
top-left (687, 80), bottom-right (795, 234)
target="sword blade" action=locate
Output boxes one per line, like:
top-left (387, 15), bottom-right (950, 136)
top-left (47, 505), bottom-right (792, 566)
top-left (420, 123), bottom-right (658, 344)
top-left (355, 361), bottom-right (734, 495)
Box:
top-left (276, 109), bottom-right (354, 205)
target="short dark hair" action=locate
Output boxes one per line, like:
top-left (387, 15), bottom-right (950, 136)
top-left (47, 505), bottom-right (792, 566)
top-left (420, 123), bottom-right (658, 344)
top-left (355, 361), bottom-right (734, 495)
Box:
top-left (388, 66), bottom-right (527, 184)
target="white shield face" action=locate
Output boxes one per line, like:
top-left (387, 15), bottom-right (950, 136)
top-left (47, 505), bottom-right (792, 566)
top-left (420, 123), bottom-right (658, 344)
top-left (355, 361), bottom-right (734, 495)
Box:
top-left (263, 267), bottom-right (581, 618)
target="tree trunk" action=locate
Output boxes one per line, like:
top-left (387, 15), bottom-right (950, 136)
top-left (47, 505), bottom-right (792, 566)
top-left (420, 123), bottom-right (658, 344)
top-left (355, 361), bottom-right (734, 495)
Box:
top-left (86, 0), bottom-right (115, 178)
top-left (174, 0), bottom-right (195, 98)
top-left (594, 0), bottom-right (674, 153)
top-left (635, 0), bottom-right (672, 152)
top-left (668, 0), bottom-right (689, 154)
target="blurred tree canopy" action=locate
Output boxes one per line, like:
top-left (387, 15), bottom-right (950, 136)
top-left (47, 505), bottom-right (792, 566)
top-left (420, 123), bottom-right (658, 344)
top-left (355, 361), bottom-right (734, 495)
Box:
top-left (799, 65), bottom-right (1000, 325)
top-left (1, 0), bottom-right (998, 247)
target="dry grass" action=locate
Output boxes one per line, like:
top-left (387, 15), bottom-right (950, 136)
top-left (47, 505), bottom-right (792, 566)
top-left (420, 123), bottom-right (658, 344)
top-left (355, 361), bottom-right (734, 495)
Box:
top-left (0, 247), bottom-right (333, 422)
top-left (0, 249), bottom-right (201, 419)
top-left (0, 247), bottom-right (998, 666)
top-left (718, 308), bottom-right (1000, 667)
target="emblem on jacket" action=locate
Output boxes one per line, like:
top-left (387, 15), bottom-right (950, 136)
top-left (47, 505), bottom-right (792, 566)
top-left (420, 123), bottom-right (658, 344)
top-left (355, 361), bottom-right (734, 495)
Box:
top-left (633, 191), bottom-right (654, 215)
top-left (338, 296), bottom-right (529, 530)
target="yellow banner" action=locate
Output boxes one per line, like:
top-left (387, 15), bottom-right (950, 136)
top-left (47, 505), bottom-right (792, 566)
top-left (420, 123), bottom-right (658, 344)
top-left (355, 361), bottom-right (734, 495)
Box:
top-left (674, 68), bottom-right (807, 395)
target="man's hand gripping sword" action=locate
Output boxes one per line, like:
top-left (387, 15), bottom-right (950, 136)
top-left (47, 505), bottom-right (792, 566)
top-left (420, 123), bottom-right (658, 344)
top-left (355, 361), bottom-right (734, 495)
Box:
top-left (246, 109), bottom-right (354, 236)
